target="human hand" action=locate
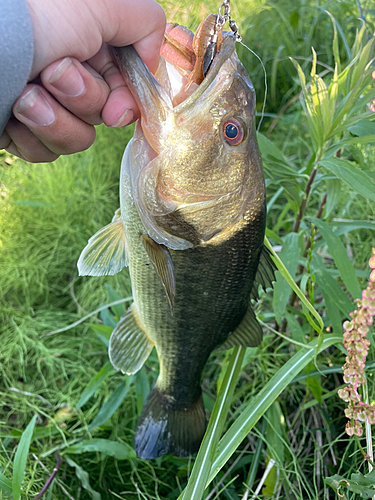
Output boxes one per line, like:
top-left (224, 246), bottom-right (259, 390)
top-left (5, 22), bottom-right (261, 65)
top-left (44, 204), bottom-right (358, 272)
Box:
top-left (0, 0), bottom-right (165, 162)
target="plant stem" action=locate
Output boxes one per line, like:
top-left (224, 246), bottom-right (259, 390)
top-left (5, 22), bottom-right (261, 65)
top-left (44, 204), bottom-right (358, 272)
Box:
top-left (363, 377), bottom-right (375, 500)
top-left (281, 191), bottom-right (327, 331)
top-left (354, 435), bottom-right (375, 469)
top-left (293, 167), bottom-right (318, 233)
top-left (32, 452), bottom-right (62, 500)
top-left (250, 459), bottom-right (276, 499)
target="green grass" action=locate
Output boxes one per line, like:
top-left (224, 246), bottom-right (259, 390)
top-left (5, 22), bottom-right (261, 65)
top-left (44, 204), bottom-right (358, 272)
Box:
top-left (1, 0), bottom-right (375, 498)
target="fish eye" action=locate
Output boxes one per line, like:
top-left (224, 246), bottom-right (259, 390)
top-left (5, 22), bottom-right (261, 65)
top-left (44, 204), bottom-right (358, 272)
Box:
top-left (222, 119), bottom-right (244, 146)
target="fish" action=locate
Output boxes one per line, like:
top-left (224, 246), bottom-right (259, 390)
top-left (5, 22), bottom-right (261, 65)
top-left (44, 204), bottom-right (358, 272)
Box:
top-left (77, 15), bottom-right (275, 459)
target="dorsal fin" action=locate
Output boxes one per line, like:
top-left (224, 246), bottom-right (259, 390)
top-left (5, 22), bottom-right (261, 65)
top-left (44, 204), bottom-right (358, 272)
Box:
top-left (250, 245), bottom-right (276, 300)
top-left (141, 234), bottom-right (176, 314)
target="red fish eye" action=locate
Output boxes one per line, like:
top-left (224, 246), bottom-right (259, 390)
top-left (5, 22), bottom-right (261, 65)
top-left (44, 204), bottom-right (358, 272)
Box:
top-left (223, 119), bottom-right (244, 146)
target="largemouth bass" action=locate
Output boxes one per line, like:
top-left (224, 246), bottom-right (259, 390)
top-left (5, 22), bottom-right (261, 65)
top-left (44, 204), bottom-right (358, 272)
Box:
top-left (78, 16), bottom-right (275, 459)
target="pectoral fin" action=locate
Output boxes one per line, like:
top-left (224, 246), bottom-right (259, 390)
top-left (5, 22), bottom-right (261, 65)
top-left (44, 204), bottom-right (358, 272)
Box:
top-left (217, 306), bottom-right (263, 351)
top-left (77, 209), bottom-right (128, 277)
top-left (250, 245), bottom-right (276, 300)
top-left (109, 303), bottom-right (153, 375)
top-left (141, 235), bottom-right (175, 314)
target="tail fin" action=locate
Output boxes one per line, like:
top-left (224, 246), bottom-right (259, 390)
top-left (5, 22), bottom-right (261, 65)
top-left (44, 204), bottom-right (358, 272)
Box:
top-left (135, 386), bottom-right (206, 459)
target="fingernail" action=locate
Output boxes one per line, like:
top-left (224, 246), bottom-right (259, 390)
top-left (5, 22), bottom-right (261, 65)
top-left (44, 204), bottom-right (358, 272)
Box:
top-left (111, 109), bottom-right (134, 128)
top-left (16, 87), bottom-right (55, 126)
top-left (48, 57), bottom-right (85, 97)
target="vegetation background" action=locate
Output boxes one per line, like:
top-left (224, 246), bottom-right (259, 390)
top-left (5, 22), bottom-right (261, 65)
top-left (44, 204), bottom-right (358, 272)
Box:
top-left (1, 0), bottom-right (375, 498)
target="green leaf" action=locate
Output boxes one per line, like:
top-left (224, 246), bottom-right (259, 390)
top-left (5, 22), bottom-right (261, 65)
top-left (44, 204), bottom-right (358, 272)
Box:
top-left (105, 283), bottom-right (126, 320)
top-left (290, 56), bottom-right (323, 153)
top-left (88, 324), bottom-right (113, 337)
top-left (257, 133), bottom-right (303, 181)
top-left (333, 220), bottom-right (375, 236)
top-left (265, 401), bottom-right (285, 466)
top-left (326, 470), bottom-right (375, 498)
top-left (100, 304), bottom-right (117, 328)
top-left (348, 119), bottom-right (375, 137)
top-left (311, 252), bottom-right (353, 319)
top-left (306, 369), bottom-right (322, 403)
top-left (0, 472), bottom-right (12, 496)
top-left (325, 135), bottom-right (375, 157)
top-left (89, 378), bottom-right (131, 430)
top-left (76, 362), bottom-right (114, 409)
top-left (265, 238), bottom-right (323, 334)
top-left (134, 367), bottom-right (150, 415)
top-left (325, 179), bottom-right (341, 218)
top-left (320, 158), bottom-right (375, 202)
top-left (65, 438), bottom-right (136, 460)
top-left (285, 312), bottom-right (307, 346)
top-left (65, 457), bottom-right (101, 500)
top-left (244, 420), bottom-right (266, 493)
top-left (323, 289), bottom-right (344, 336)
top-left (265, 228), bottom-right (283, 245)
top-left (326, 11), bottom-right (341, 73)
top-left (310, 57), bottom-right (332, 139)
top-left (350, 36), bottom-right (375, 91)
top-left (181, 347), bottom-right (245, 500)
top-left (273, 233), bottom-right (300, 324)
top-left (192, 334), bottom-right (342, 493)
top-left (309, 217), bottom-right (361, 298)
top-left (12, 415), bottom-right (37, 500)
top-left (88, 324), bottom-right (113, 347)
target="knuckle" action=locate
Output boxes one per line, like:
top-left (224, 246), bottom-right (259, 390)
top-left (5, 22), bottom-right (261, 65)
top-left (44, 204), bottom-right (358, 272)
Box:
top-left (22, 148), bottom-right (59, 163)
top-left (0, 131), bottom-right (11, 150)
top-left (54, 126), bottom-right (96, 155)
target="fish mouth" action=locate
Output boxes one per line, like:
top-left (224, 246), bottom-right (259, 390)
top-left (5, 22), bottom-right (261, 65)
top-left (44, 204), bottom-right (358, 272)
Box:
top-left (110, 33), bottom-right (236, 121)
top-left (173, 34), bottom-right (236, 112)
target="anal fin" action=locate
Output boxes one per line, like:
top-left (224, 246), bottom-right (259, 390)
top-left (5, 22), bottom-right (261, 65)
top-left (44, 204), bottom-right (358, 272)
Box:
top-left (78, 209), bottom-right (128, 277)
top-left (250, 245), bottom-right (276, 300)
top-left (217, 306), bottom-right (263, 351)
top-left (109, 303), bottom-right (153, 375)
top-left (141, 234), bottom-right (175, 314)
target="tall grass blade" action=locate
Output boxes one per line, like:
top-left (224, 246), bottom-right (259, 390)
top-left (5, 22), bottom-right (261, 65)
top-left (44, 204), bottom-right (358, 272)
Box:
top-left (203, 335), bottom-right (342, 490)
top-left (243, 419), bottom-right (266, 495)
top-left (320, 158), bottom-right (375, 202)
top-left (272, 233), bottom-right (300, 324)
top-left (181, 346), bottom-right (245, 500)
top-left (89, 378), bottom-right (131, 430)
top-left (309, 217), bottom-right (361, 298)
top-left (265, 237), bottom-right (324, 334)
top-left (0, 472), bottom-right (12, 496)
top-left (44, 297), bottom-right (132, 337)
top-left (65, 438), bottom-right (136, 460)
top-left (76, 362), bottom-right (114, 409)
top-left (311, 252), bottom-right (353, 316)
top-left (65, 457), bottom-right (101, 500)
top-left (12, 414), bottom-right (37, 500)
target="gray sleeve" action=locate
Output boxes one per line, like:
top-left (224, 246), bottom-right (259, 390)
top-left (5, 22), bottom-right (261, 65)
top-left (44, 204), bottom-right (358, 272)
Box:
top-left (0, 0), bottom-right (34, 135)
